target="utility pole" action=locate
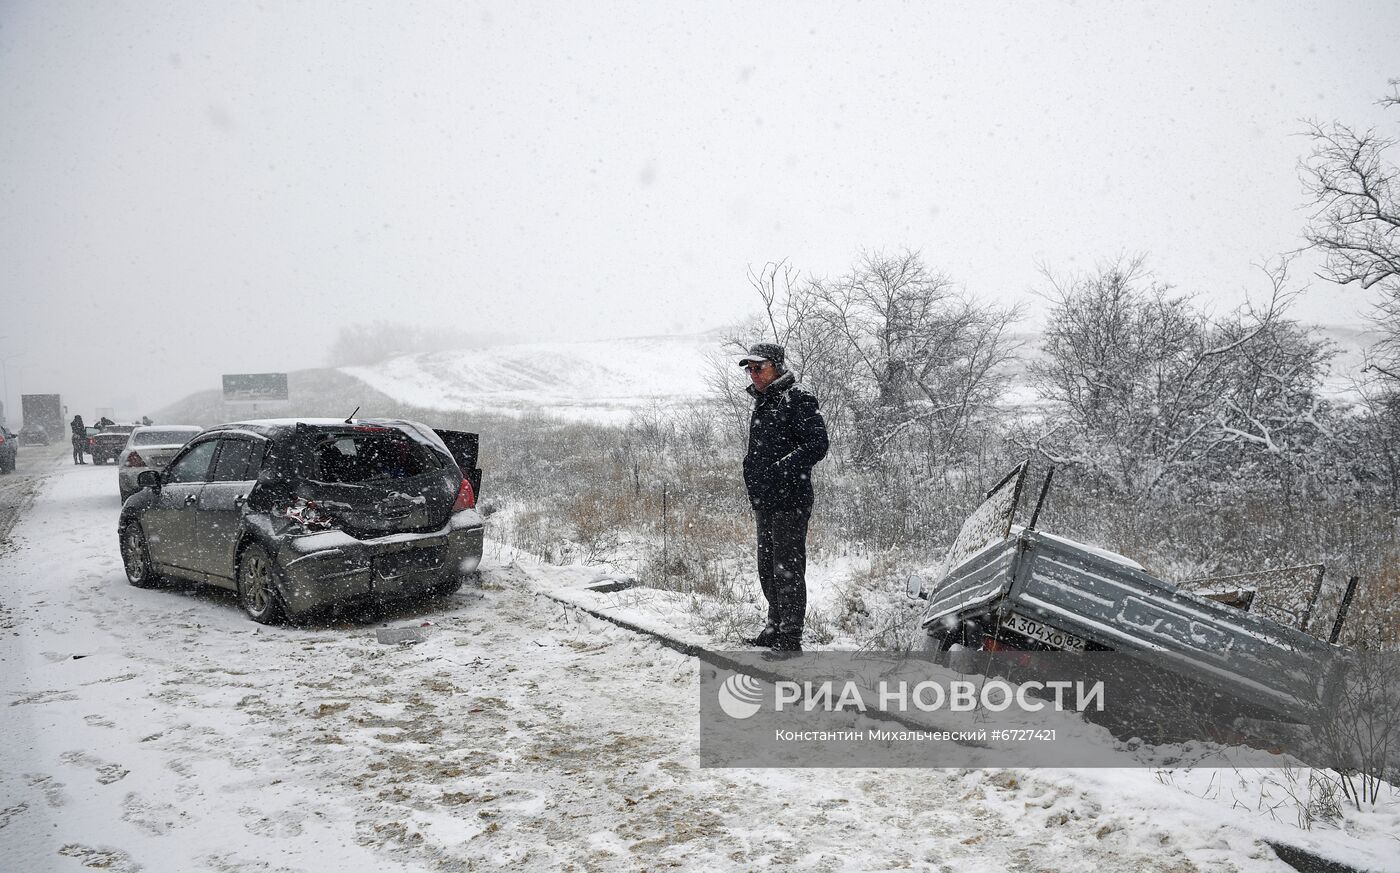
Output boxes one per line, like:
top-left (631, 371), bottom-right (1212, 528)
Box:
top-left (0, 338), bottom-right (18, 427)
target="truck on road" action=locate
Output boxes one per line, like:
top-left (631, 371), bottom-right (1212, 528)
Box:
top-left (21, 394), bottom-right (64, 446)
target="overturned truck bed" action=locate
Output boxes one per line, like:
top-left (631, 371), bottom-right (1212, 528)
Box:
top-left (911, 463), bottom-right (1353, 728)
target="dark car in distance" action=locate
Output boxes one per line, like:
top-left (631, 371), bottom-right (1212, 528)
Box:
top-left (0, 425), bottom-right (17, 473)
top-left (18, 423), bottom-right (50, 446)
top-left (89, 424), bottom-right (137, 465)
top-left (118, 418), bottom-right (485, 623)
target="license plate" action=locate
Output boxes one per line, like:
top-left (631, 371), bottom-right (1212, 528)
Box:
top-left (373, 547), bottom-right (444, 579)
top-left (1000, 612), bottom-right (1086, 652)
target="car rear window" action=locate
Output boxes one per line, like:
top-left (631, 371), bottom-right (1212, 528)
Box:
top-left (132, 430), bottom-right (198, 446)
top-left (312, 431), bottom-right (442, 483)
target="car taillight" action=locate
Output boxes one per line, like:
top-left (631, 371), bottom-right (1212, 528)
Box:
top-left (88, 438), bottom-right (96, 448)
top-left (452, 478), bottom-right (476, 512)
top-left (125, 451), bottom-right (146, 467)
top-left (283, 497), bottom-right (335, 532)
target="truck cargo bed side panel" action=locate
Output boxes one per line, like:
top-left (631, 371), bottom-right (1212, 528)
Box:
top-left (923, 541), bottom-right (1020, 629)
top-left (1014, 535), bottom-right (1339, 719)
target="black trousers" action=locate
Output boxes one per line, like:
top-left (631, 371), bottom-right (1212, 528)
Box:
top-left (755, 509), bottom-right (811, 642)
top-left (71, 436), bottom-right (85, 463)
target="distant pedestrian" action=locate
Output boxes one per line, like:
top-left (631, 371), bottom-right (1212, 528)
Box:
top-left (70, 415), bottom-right (87, 465)
top-left (738, 343), bottom-right (828, 659)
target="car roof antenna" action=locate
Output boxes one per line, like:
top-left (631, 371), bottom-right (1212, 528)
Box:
top-left (344, 406), bottom-right (360, 424)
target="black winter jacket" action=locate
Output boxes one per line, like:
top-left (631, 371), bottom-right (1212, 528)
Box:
top-left (743, 372), bottom-right (829, 512)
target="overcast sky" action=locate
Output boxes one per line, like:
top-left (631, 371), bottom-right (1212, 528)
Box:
top-left (2, 0), bottom-right (1397, 420)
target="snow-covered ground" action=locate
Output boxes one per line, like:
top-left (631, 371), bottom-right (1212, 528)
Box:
top-left (3, 458), bottom-right (1397, 872)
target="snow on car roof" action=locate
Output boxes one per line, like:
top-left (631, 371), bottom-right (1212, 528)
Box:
top-left (216, 418), bottom-right (418, 427)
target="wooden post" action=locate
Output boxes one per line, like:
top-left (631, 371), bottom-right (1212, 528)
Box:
top-left (1027, 465), bottom-right (1056, 531)
top-left (1328, 575), bottom-right (1361, 645)
top-left (1299, 564), bottom-right (1327, 634)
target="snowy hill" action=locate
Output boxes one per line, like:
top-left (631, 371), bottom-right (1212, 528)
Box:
top-left (151, 325), bottom-right (1380, 428)
top-left (334, 324), bottom-right (1379, 424)
top-left (341, 333), bottom-right (726, 425)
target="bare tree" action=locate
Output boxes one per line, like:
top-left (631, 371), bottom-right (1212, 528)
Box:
top-left (1025, 257), bottom-right (1336, 498)
top-left (806, 250), bottom-right (1019, 472)
top-left (711, 250), bottom-right (1018, 487)
top-left (1205, 272), bottom-right (1338, 484)
top-left (708, 263), bottom-right (853, 453)
top-left (1301, 80), bottom-right (1400, 382)
top-left (1337, 382), bottom-right (1400, 504)
top-left (1027, 256), bottom-right (1200, 495)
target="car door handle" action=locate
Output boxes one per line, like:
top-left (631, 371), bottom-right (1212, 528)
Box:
top-left (184, 493), bottom-right (198, 505)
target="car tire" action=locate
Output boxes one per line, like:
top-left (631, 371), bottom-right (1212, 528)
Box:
top-left (120, 522), bottom-right (158, 589)
top-left (923, 619), bottom-right (992, 669)
top-left (236, 543), bottom-right (286, 625)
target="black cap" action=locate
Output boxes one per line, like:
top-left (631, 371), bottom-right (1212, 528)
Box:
top-left (737, 342), bottom-right (785, 368)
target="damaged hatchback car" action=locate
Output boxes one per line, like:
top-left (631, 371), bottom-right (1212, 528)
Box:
top-left (117, 418), bottom-right (485, 623)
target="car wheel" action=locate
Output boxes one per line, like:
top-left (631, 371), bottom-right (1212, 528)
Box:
top-left (236, 543), bottom-right (285, 625)
top-left (922, 619), bottom-right (992, 669)
top-left (120, 522), bottom-right (158, 589)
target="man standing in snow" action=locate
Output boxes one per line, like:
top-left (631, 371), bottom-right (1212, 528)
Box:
top-left (739, 342), bottom-right (828, 659)
top-left (69, 414), bottom-right (87, 465)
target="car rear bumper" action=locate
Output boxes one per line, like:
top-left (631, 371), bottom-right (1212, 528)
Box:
top-left (275, 511), bottom-right (485, 614)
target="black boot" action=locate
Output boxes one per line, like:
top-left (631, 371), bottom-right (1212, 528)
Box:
top-left (744, 625), bottom-right (778, 647)
top-left (760, 634), bottom-right (803, 661)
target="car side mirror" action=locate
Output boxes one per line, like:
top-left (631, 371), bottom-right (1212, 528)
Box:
top-left (905, 574), bottom-right (929, 600)
top-left (137, 470), bottom-right (162, 490)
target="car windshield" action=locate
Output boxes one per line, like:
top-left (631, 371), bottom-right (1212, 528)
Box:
top-left (312, 431), bottom-right (441, 483)
top-left (132, 430), bottom-right (199, 447)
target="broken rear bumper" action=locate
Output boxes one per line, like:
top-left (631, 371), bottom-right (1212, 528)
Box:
top-left (274, 509), bottom-right (484, 615)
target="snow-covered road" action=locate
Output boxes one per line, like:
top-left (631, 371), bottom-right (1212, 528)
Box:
top-left (0, 459), bottom-right (1370, 871)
